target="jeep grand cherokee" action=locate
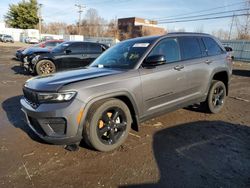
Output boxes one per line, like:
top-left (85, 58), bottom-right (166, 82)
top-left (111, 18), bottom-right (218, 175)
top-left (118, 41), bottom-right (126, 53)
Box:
top-left (21, 32), bottom-right (232, 152)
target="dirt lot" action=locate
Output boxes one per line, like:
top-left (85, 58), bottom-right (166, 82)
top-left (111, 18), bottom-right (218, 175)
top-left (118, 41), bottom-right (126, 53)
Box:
top-left (0, 43), bottom-right (249, 188)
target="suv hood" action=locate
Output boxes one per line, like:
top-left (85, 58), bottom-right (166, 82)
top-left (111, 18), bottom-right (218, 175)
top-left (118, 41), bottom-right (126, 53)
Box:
top-left (22, 47), bottom-right (50, 55)
top-left (24, 67), bottom-right (123, 91)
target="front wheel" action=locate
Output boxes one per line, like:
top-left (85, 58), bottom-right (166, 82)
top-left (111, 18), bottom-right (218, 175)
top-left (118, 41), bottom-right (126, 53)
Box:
top-left (35, 60), bottom-right (56, 75)
top-left (205, 80), bottom-right (226, 114)
top-left (83, 99), bottom-right (132, 152)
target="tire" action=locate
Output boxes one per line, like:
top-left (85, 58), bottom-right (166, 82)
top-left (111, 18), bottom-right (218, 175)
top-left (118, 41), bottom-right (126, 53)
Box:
top-left (83, 98), bottom-right (132, 152)
top-left (205, 80), bottom-right (226, 114)
top-left (35, 60), bottom-right (56, 75)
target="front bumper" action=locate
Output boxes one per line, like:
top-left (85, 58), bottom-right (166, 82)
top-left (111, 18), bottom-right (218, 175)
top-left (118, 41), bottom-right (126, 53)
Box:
top-left (20, 97), bottom-right (85, 145)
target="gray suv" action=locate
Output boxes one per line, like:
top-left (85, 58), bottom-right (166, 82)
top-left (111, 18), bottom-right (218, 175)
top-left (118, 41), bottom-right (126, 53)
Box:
top-left (21, 32), bottom-right (232, 151)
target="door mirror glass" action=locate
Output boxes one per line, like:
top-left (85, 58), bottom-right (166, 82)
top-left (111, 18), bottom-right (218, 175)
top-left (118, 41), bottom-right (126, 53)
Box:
top-left (143, 55), bottom-right (166, 67)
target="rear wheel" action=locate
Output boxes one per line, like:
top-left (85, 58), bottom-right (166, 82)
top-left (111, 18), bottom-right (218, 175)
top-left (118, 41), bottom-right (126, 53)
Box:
top-left (83, 99), bottom-right (132, 152)
top-left (205, 80), bottom-right (226, 113)
top-left (35, 60), bottom-right (56, 75)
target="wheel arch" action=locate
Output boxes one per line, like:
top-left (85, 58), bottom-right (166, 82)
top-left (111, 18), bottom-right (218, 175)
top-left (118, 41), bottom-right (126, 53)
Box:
top-left (33, 58), bottom-right (56, 73)
top-left (81, 91), bottom-right (140, 132)
top-left (211, 70), bottom-right (229, 95)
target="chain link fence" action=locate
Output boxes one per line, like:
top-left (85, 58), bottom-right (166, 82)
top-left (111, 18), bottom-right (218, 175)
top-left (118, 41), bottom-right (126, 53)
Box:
top-left (222, 40), bottom-right (250, 62)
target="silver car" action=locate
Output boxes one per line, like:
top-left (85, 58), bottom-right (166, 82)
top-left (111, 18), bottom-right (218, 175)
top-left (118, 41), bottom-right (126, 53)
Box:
top-left (21, 32), bottom-right (232, 151)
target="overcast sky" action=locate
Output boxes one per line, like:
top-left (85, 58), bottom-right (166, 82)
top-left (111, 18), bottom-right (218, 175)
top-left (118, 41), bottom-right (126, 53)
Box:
top-left (0, 0), bottom-right (246, 34)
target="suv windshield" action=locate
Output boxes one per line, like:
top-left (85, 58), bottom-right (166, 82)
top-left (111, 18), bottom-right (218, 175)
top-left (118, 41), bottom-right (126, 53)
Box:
top-left (90, 39), bottom-right (153, 69)
top-left (52, 42), bottom-right (70, 53)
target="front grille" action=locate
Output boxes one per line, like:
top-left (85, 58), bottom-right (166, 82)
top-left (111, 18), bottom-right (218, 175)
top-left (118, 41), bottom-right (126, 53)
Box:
top-left (23, 87), bottom-right (39, 108)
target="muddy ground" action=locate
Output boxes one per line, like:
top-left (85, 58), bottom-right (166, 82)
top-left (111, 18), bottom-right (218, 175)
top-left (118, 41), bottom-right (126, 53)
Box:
top-left (0, 44), bottom-right (249, 188)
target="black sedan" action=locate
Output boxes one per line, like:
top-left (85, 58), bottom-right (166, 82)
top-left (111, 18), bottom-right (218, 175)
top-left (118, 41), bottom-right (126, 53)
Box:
top-left (27, 41), bottom-right (109, 75)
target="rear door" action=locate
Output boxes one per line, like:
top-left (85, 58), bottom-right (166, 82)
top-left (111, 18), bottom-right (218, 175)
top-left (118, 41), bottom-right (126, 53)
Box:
top-left (85, 43), bottom-right (105, 63)
top-left (178, 36), bottom-right (210, 99)
top-left (139, 37), bottom-right (189, 116)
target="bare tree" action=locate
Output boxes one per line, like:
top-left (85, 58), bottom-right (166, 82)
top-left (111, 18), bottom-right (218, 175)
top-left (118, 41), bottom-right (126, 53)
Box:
top-left (42, 22), bottom-right (67, 34)
top-left (80, 8), bottom-right (107, 37)
top-left (235, 0), bottom-right (250, 39)
top-left (212, 29), bottom-right (229, 40)
top-left (194, 25), bottom-right (204, 33)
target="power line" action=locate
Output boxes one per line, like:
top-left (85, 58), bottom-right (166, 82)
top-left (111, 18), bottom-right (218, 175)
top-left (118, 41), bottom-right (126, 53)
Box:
top-left (157, 8), bottom-right (250, 22)
top-left (151, 1), bottom-right (245, 20)
top-left (158, 13), bottom-right (250, 24)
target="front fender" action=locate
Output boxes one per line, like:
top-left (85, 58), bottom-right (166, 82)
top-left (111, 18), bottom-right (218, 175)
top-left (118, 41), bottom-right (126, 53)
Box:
top-left (78, 91), bottom-right (140, 132)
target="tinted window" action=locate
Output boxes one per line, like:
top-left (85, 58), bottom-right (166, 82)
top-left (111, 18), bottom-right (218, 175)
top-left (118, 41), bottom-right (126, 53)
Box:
top-left (179, 37), bottom-right (202, 60)
top-left (87, 43), bottom-right (102, 53)
top-left (198, 38), bottom-right (207, 57)
top-left (51, 42), bottom-right (69, 53)
top-left (202, 37), bottom-right (223, 56)
top-left (67, 43), bottom-right (84, 53)
top-left (149, 38), bottom-right (180, 63)
top-left (45, 42), bottom-right (57, 47)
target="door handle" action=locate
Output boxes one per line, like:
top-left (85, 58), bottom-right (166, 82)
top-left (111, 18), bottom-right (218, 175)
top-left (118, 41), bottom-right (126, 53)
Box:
top-left (205, 60), bottom-right (212, 64)
top-left (174, 65), bottom-right (184, 71)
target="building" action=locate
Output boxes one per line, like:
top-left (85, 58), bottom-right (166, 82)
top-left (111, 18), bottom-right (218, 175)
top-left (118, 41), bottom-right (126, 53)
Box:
top-left (118, 17), bottom-right (166, 40)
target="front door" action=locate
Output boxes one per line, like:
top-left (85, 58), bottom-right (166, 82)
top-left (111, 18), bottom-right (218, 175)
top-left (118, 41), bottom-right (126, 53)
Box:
top-left (62, 43), bottom-right (86, 69)
top-left (140, 37), bottom-right (189, 116)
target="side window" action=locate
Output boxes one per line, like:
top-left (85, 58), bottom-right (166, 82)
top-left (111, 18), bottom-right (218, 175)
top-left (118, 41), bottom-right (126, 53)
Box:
top-left (67, 43), bottom-right (84, 53)
top-left (198, 38), bottom-right (207, 57)
top-left (45, 42), bottom-right (57, 48)
top-left (149, 38), bottom-right (180, 63)
top-left (87, 43), bottom-right (102, 53)
top-left (202, 37), bottom-right (223, 56)
top-left (179, 37), bottom-right (202, 60)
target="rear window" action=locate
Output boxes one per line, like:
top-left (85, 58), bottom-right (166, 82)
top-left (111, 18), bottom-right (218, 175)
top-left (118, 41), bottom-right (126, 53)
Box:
top-left (202, 37), bottom-right (223, 56)
top-left (179, 37), bottom-right (202, 60)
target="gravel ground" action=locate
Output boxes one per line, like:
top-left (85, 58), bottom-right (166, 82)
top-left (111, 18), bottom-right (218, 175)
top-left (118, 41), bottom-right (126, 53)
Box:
top-left (0, 45), bottom-right (249, 188)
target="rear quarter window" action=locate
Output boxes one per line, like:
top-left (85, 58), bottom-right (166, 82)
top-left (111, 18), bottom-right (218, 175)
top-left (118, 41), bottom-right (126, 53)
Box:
top-left (202, 37), bottom-right (223, 56)
top-left (179, 37), bottom-right (202, 60)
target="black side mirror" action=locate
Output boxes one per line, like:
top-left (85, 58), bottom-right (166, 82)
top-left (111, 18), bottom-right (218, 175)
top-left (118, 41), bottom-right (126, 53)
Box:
top-left (65, 49), bottom-right (72, 54)
top-left (143, 55), bottom-right (166, 68)
top-left (225, 46), bottom-right (233, 52)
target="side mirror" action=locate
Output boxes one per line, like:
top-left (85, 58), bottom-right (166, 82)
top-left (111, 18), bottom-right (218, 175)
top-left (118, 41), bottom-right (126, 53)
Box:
top-left (225, 46), bottom-right (233, 52)
top-left (65, 49), bottom-right (72, 54)
top-left (143, 55), bottom-right (166, 68)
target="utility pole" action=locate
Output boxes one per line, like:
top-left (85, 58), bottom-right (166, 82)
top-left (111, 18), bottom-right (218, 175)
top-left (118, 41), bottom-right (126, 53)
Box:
top-left (75, 4), bottom-right (86, 35)
top-left (38, 3), bottom-right (42, 40)
top-left (228, 13), bottom-right (235, 40)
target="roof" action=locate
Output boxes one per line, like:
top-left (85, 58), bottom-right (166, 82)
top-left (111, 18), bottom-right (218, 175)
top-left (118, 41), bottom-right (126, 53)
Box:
top-left (44, 40), bottom-right (64, 43)
top-left (167, 32), bottom-right (210, 36)
top-left (121, 32), bottom-right (213, 44)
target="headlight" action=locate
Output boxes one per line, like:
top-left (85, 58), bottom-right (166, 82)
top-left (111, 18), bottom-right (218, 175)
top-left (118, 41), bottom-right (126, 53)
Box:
top-left (23, 56), bottom-right (28, 63)
top-left (37, 91), bottom-right (77, 103)
top-left (31, 55), bottom-right (40, 64)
